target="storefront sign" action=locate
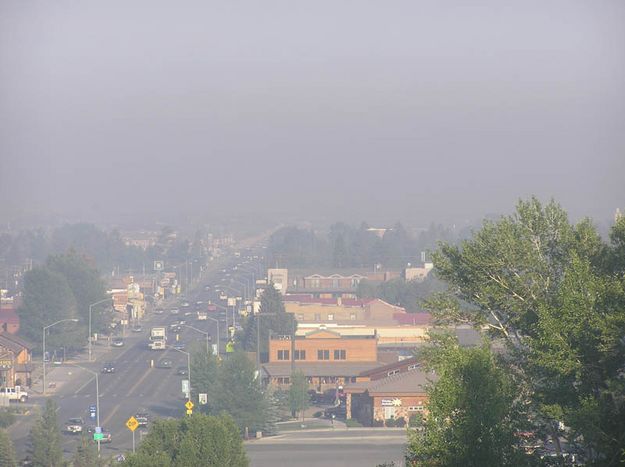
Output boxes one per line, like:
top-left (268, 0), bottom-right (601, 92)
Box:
top-left (381, 398), bottom-right (402, 407)
top-left (0, 359), bottom-right (12, 370)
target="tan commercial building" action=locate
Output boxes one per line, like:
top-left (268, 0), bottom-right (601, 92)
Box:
top-left (0, 333), bottom-right (33, 388)
top-left (263, 328), bottom-right (381, 391)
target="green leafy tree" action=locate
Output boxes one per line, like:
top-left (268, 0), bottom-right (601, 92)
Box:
top-left (429, 197), bottom-right (625, 464)
top-left (407, 337), bottom-right (528, 466)
top-left (18, 267), bottom-right (81, 351)
top-left (189, 349), bottom-right (219, 413)
top-left (288, 370), bottom-right (310, 418)
top-left (46, 252), bottom-right (110, 334)
top-left (212, 352), bottom-right (270, 433)
top-left (71, 433), bottom-right (101, 467)
top-left (0, 429), bottom-right (17, 467)
top-left (241, 284), bottom-right (296, 355)
top-left (30, 399), bottom-right (63, 467)
top-left (123, 414), bottom-right (247, 467)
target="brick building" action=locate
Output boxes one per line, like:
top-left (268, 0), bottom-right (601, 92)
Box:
top-left (262, 328), bottom-right (381, 390)
top-left (345, 365), bottom-right (432, 426)
top-left (283, 297), bottom-right (407, 324)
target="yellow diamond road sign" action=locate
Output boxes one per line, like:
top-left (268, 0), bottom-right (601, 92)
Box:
top-left (126, 416), bottom-right (139, 432)
top-left (185, 400), bottom-right (194, 410)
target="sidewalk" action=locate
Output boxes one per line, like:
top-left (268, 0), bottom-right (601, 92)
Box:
top-left (29, 340), bottom-right (114, 396)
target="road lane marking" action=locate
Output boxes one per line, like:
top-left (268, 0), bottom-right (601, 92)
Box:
top-left (75, 377), bottom-right (95, 395)
top-left (102, 363), bottom-right (153, 427)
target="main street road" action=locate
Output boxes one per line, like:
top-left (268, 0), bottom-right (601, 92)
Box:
top-left (11, 252), bottom-right (248, 461)
top-left (246, 428), bottom-right (408, 467)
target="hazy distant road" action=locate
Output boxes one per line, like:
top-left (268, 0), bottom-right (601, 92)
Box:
top-left (246, 429), bottom-right (408, 467)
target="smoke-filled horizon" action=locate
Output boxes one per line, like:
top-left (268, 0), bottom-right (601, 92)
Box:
top-left (1, 1), bottom-right (624, 229)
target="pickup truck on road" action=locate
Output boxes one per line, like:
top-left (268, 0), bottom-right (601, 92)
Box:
top-left (0, 386), bottom-right (28, 402)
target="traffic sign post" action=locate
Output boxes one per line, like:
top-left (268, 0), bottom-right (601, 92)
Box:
top-left (126, 416), bottom-right (139, 453)
top-left (185, 400), bottom-right (193, 416)
top-left (89, 404), bottom-right (97, 420)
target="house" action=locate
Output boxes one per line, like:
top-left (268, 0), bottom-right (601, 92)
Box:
top-left (0, 333), bottom-right (33, 388)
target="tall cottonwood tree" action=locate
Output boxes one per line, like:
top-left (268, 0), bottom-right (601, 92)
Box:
top-left (428, 198), bottom-right (625, 465)
top-left (407, 338), bottom-right (529, 466)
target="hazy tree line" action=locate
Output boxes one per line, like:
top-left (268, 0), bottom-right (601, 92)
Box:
top-left (356, 276), bottom-right (445, 312)
top-left (0, 223), bottom-right (208, 280)
top-left (407, 198), bottom-right (625, 466)
top-left (267, 222), bottom-right (460, 269)
top-left (17, 252), bottom-right (110, 353)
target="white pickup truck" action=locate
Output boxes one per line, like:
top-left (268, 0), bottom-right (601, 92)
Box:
top-left (0, 386), bottom-right (28, 402)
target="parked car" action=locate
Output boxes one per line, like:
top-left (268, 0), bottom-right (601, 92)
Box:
top-left (156, 358), bottom-right (173, 369)
top-left (111, 337), bottom-right (124, 347)
top-left (101, 362), bottom-right (115, 374)
top-left (173, 343), bottom-right (185, 351)
top-left (170, 308), bottom-right (180, 315)
top-left (131, 325), bottom-right (143, 333)
top-left (154, 308), bottom-right (165, 314)
top-left (99, 431), bottom-right (112, 444)
top-left (64, 418), bottom-right (84, 434)
top-left (176, 366), bottom-right (188, 376)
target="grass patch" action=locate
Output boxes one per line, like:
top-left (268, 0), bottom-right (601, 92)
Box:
top-left (345, 419), bottom-right (363, 427)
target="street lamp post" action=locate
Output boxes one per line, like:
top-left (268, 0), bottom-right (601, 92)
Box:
top-left (182, 324), bottom-right (210, 356)
top-left (206, 316), bottom-right (220, 355)
top-left (213, 297), bottom-right (238, 329)
top-left (89, 298), bottom-right (112, 362)
top-left (221, 284), bottom-right (244, 327)
top-left (230, 278), bottom-right (248, 300)
top-left (168, 345), bottom-right (191, 404)
top-left (43, 318), bottom-right (79, 396)
top-left (67, 363), bottom-right (101, 454)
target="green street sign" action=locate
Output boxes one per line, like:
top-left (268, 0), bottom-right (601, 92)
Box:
top-left (93, 433), bottom-right (104, 441)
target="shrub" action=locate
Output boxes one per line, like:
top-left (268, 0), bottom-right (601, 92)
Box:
top-left (0, 409), bottom-right (16, 428)
top-left (372, 418), bottom-right (384, 427)
top-left (345, 419), bottom-right (363, 427)
top-left (385, 417), bottom-right (396, 427)
top-left (395, 417), bottom-right (406, 427)
top-left (312, 411), bottom-right (323, 418)
top-left (408, 414), bottom-right (423, 428)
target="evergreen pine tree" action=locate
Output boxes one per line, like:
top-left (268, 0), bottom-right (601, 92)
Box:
top-left (72, 433), bottom-right (100, 467)
top-left (30, 399), bottom-right (63, 467)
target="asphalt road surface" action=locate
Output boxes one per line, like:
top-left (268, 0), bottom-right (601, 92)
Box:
top-left (246, 429), bottom-right (408, 467)
top-left (11, 252), bottom-right (257, 461)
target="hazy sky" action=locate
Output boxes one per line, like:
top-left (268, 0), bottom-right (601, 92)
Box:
top-left (1, 1), bottom-right (624, 228)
